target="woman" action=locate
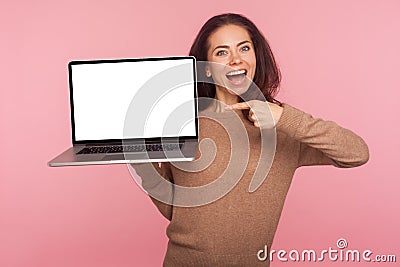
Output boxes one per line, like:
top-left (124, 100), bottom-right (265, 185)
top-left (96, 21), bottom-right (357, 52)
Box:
top-left (133, 13), bottom-right (369, 266)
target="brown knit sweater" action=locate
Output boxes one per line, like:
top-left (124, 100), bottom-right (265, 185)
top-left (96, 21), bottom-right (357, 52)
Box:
top-left (135, 103), bottom-right (369, 266)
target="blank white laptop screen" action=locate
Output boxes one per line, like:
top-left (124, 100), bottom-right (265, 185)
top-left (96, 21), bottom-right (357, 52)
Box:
top-left (71, 58), bottom-right (196, 141)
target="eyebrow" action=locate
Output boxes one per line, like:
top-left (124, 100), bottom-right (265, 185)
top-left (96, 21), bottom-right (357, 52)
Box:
top-left (212, 40), bottom-right (251, 53)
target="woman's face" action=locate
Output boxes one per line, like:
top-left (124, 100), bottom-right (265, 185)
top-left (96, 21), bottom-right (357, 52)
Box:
top-left (206, 24), bottom-right (256, 96)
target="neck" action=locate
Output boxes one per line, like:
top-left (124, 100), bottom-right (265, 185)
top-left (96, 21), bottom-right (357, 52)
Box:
top-left (215, 86), bottom-right (240, 106)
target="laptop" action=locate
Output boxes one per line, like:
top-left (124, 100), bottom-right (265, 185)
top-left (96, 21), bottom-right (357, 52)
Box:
top-left (48, 56), bottom-right (198, 167)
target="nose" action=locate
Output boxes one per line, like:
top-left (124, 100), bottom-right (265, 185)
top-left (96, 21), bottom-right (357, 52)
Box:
top-left (229, 51), bottom-right (242, 65)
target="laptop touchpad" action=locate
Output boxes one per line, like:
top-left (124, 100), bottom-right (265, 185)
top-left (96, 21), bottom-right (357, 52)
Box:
top-left (102, 154), bottom-right (127, 161)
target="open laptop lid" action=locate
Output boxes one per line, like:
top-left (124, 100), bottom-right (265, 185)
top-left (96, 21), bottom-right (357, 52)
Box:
top-left (69, 56), bottom-right (198, 145)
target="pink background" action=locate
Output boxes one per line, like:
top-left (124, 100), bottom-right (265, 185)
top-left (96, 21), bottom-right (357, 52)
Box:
top-left (1, 0), bottom-right (399, 266)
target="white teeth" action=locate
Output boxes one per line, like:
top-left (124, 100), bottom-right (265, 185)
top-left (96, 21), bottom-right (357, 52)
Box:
top-left (226, 70), bottom-right (246, 76)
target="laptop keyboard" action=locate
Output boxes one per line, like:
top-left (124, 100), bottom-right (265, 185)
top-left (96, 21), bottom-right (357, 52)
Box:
top-left (77, 143), bottom-right (182, 154)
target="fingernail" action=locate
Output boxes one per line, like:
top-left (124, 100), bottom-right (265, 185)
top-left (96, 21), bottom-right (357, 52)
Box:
top-left (224, 105), bottom-right (232, 110)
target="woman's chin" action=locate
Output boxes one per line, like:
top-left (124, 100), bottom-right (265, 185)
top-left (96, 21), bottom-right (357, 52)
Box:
top-left (224, 79), bottom-right (251, 96)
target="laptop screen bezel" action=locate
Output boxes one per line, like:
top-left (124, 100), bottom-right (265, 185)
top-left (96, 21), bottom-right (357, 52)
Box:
top-left (68, 56), bottom-right (198, 145)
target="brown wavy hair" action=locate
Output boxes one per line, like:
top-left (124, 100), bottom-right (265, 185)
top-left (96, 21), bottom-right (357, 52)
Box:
top-left (189, 13), bottom-right (281, 107)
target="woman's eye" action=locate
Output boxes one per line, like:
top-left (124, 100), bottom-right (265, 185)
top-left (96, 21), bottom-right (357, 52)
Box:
top-left (216, 50), bottom-right (227, 56)
top-left (241, 46), bottom-right (250, 52)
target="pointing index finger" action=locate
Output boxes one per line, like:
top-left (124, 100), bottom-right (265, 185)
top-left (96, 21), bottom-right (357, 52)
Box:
top-left (227, 102), bottom-right (251, 110)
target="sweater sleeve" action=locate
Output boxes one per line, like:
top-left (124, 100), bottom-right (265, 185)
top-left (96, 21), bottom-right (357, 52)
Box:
top-left (276, 103), bottom-right (369, 168)
top-left (132, 162), bottom-right (174, 221)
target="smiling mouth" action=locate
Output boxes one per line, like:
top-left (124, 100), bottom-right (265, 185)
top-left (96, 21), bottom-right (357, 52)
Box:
top-left (225, 69), bottom-right (247, 84)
